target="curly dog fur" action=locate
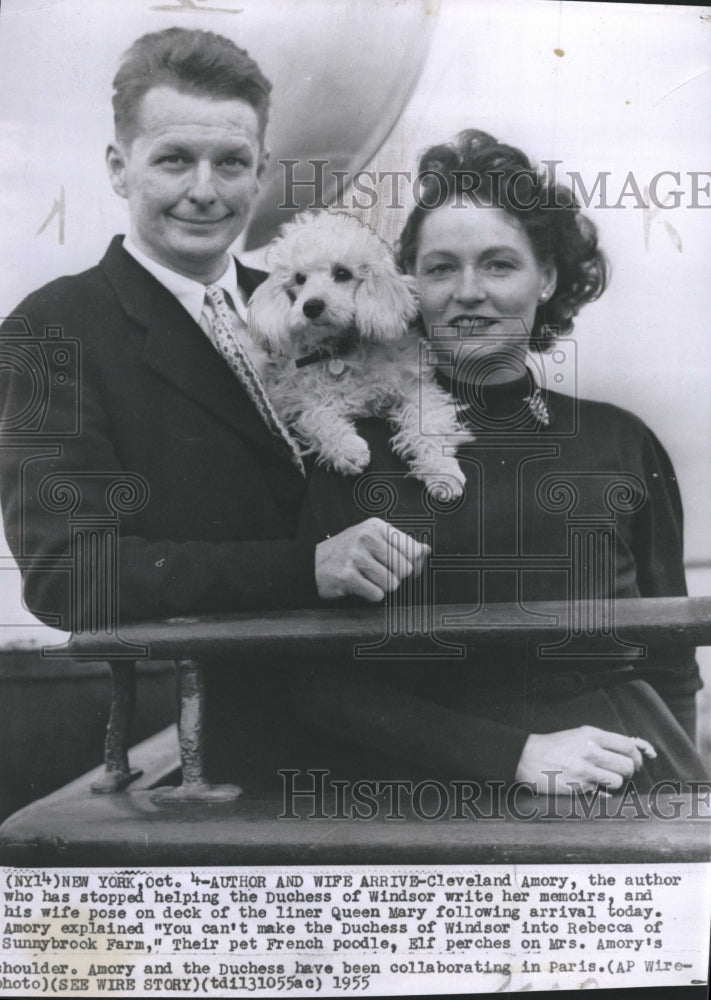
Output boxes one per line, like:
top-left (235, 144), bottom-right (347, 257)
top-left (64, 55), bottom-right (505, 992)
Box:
top-left (248, 211), bottom-right (473, 497)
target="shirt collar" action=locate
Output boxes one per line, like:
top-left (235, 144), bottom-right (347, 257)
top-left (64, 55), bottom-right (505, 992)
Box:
top-left (123, 237), bottom-right (248, 325)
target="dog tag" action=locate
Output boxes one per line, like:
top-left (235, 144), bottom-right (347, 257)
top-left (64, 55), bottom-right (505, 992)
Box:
top-left (328, 358), bottom-right (345, 375)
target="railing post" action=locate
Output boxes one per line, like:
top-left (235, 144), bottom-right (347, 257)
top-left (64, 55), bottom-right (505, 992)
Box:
top-left (32, 473), bottom-right (151, 793)
top-left (91, 660), bottom-right (142, 793)
top-left (150, 659), bottom-right (242, 803)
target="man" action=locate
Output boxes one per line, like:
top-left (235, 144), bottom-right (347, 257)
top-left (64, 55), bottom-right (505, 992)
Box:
top-left (0, 27), bottom-right (427, 635)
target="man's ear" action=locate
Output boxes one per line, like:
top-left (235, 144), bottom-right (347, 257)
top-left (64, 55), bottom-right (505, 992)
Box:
top-left (106, 142), bottom-right (128, 199)
top-left (256, 146), bottom-right (270, 182)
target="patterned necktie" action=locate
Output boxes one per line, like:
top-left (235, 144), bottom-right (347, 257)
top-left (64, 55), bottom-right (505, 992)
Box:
top-left (203, 284), bottom-right (304, 475)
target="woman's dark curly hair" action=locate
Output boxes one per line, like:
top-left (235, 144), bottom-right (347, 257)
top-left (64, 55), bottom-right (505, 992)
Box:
top-left (397, 130), bottom-right (609, 350)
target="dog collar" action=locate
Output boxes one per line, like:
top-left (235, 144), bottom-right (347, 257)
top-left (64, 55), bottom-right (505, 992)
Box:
top-left (294, 346), bottom-right (334, 369)
top-left (294, 329), bottom-right (358, 371)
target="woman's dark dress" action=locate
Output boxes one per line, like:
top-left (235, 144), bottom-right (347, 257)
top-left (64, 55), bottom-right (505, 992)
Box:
top-left (291, 372), bottom-right (707, 790)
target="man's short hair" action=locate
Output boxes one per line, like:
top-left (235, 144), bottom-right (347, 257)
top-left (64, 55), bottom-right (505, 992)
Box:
top-left (112, 27), bottom-right (272, 146)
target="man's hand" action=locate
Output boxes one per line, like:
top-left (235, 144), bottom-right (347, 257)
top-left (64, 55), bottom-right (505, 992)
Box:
top-left (515, 726), bottom-right (657, 795)
top-left (315, 517), bottom-right (430, 602)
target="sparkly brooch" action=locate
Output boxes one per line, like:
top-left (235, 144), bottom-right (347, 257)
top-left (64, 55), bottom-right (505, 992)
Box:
top-left (523, 387), bottom-right (551, 427)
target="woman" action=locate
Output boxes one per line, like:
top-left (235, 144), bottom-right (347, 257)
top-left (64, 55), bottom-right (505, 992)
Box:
top-left (294, 130), bottom-right (707, 794)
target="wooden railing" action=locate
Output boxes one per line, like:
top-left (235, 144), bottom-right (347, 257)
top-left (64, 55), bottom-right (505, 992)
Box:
top-left (65, 596), bottom-right (711, 802)
top-left (1, 595), bottom-right (710, 864)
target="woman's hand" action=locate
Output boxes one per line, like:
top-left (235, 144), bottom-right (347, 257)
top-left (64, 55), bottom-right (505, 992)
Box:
top-left (515, 726), bottom-right (657, 795)
top-left (315, 517), bottom-right (430, 602)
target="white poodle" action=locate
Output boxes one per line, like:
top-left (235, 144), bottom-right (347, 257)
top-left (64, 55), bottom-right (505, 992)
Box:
top-left (248, 211), bottom-right (473, 498)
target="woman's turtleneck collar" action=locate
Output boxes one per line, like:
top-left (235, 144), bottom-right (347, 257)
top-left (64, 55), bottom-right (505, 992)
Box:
top-left (435, 366), bottom-right (550, 429)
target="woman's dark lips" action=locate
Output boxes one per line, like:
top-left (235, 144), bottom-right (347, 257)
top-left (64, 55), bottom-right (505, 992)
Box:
top-left (448, 316), bottom-right (499, 331)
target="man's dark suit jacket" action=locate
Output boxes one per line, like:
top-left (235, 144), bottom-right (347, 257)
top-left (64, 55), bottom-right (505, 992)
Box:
top-left (0, 236), bottom-right (332, 785)
top-left (0, 236), bottom-right (319, 632)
